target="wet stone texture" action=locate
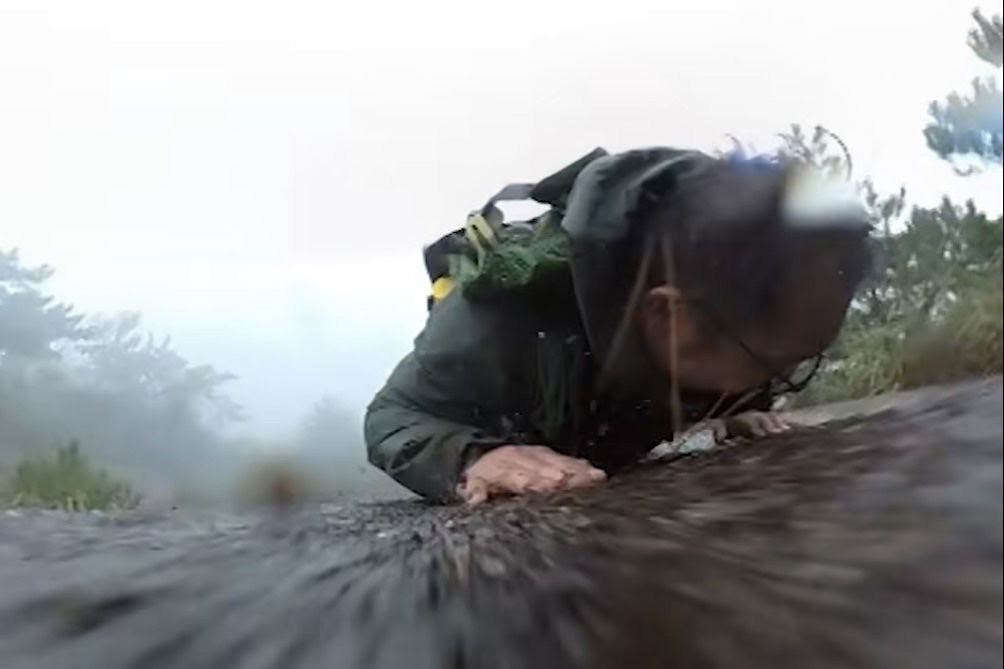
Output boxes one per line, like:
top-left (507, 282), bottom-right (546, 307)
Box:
top-left (0, 378), bottom-right (1001, 669)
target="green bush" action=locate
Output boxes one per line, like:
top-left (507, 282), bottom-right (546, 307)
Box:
top-left (1, 441), bottom-right (139, 511)
top-left (795, 325), bottom-right (906, 406)
top-left (900, 278), bottom-right (1003, 386)
top-left (796, 278), bottom-right (1003, 406)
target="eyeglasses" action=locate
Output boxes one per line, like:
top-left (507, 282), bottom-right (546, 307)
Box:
top-left (686, 298), bottom-right (824, 395)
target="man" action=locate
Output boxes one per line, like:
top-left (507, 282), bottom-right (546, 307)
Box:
top-left (366, 147), bottom-right (871, 504)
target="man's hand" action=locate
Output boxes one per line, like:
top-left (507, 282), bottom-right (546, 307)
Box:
top-left (458, 445), bottom-right (606, 506)
top-left (712, 411), bottom-right (791, 444)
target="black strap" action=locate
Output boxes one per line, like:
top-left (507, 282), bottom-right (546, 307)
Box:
top-left (479, 147), bottom-right (609, 215)
top-left (479, 183), bottom-right (537, 219)
top-left (425, 149), bottom-right (607, 285)
top-left (690, 297), bottom-right (825, 396)
top-left (531, 147), bottom-right (608, 207)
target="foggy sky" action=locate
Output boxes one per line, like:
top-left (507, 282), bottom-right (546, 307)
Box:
top-left (2, 0), bottom-right (1001, 441)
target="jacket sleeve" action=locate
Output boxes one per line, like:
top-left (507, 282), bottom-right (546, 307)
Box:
top-left (364, 295), bottom-right (521, 502)
top-left (364, 352), bottom-right (508, 502)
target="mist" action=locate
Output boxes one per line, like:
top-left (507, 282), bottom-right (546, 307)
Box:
top-left (2, 0), bottom-right (1001, 504)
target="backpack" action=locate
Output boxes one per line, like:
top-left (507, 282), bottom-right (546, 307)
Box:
top-left (423, 149), bottom-right (607, 310)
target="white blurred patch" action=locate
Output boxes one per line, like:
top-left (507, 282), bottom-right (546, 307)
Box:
top-left (782, 168), bottom-right (864, 224)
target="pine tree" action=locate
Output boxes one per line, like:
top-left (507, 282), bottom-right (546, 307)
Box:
top-left (923, 10), bottom-right (1003, 168)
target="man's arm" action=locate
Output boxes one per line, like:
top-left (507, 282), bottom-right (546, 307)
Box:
top-left (366, 290), bottom-right (607, 503)
top-left (365, 351), bottom-right (507, 502)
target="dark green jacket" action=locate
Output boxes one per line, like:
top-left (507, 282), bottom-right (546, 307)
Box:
top-left (365, 284), bottom-right (770, 502)
top-left (365, 148), bottom-right (775, 501)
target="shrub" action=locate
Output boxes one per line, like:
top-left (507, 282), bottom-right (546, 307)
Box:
top-left (1, 441), bottom-right (139, 510)
top-left (900, 278), bottom-right (1003, 386)
top-left (795, 278), bottom-right (1003, 406)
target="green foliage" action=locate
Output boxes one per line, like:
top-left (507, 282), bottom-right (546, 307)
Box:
top-left (1, 248), bottom-right (244, 484)
top-left (968, 10), bottom-right (1003, 70)
top-left (923, 9), bottom-right (1003, 168)
top-left (80, 312), bottom-right (244, 425)
top-left (786, 165), bottom-right (1002, 406)
top-left (766, 11), bottom-right (1003, 407)
top-left (449, 214), bottom-right (571, 299)
top-left (900, 276), bottom-right (1003, 387)
top-left (0, 249), bottom-right (89, 361)
top-left (794, 187), bottom-right (1003, 404)
top-left (924, 78), bottom-right (1003, 167)
top-left (814, 9), bottom-right (1004, 401)
top-left (798, 278), bottom-right (1003, 406)
top-left (774, 124), bottom-right (854, 179)
top-left (795, 323), bottom-right (907, 405)
top-left (854, 198), bottom-right (1003, 328)
top-left (1, 441), bottom-right (139, 510)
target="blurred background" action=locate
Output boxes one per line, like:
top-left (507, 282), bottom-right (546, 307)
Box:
top-left (1, 0), bottom-right (1000, 507)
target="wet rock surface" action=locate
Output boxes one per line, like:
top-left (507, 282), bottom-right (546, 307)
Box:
top-left (1, 378), bottom-right (1001, 669)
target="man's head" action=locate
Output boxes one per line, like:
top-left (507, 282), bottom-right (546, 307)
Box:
top-left (634, 158), bottom-right (871, 394)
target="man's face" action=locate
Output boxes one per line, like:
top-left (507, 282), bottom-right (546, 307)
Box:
top-left (641, 252), bottom-right (855, 395)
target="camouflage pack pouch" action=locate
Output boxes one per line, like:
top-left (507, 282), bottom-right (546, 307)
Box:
top-left (421, 148), bottom-right (607, 309)
top-left (446, 211), bottom-right (570, 300)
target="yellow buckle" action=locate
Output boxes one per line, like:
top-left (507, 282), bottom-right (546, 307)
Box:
top-left (430, 276), bottom-right (455, 302)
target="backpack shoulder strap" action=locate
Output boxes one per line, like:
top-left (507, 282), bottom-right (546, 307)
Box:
top-left (480, 182), bottom-right (537, 215)
top-left (422, 148), bottom-right (609, 307)
top-left (478, 147), bottom-right (608, 217)
top-left (530, 147), bottom-right (608, 208)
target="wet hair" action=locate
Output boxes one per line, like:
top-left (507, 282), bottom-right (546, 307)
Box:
top-left (591, 151), bottom-right (873, 420)
top-left (632, 155), bottom-right (872, 334)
